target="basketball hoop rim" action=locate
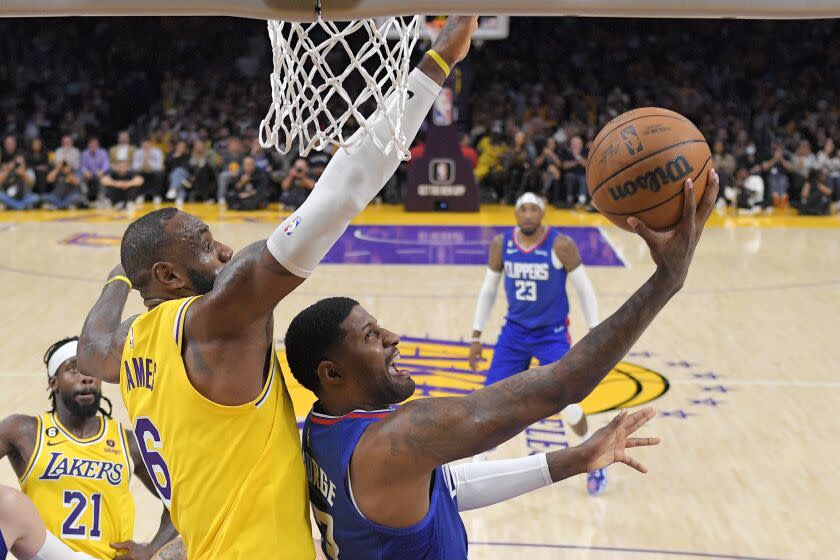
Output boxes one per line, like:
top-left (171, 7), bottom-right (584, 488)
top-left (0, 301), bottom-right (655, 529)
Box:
top-left (2, 0), bottom-right (839, 20)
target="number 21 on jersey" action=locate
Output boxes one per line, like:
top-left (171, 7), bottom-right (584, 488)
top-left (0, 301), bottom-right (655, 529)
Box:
top-left (514, 280), bottom-right (537, 301)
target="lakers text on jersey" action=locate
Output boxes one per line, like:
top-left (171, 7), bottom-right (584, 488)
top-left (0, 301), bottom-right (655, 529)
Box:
top-left (19, 413), bottom-right (134, 559)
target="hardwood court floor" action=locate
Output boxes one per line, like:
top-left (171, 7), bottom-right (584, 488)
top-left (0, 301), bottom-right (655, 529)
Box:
top-left (1, 204), bottom-right (838, 559)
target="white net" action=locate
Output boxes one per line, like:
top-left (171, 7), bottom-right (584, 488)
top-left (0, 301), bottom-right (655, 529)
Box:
top-left (259, 16), bottom-right (421, 160)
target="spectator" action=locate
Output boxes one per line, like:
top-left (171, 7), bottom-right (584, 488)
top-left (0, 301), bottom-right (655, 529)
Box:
top-left (799, 169), bottom-right (834, 215)
top-left (791, 140), bottom-right (818, 200)
top-left (180, 139), bottom-right (218, 202)
top-left (534, 137), bottom-right (563, 206)
top-left (53, 135), bottom-right (81, 172)
top-left (475, 121), bottom-right (509, 202)
top-left (42, 160), bottom-right (83, 209)
top-left (816, 138), bottom-right (840, 199)
top-left (100, 159), bottom-right (144, 209)
top-left (133, 139), bottom-right (165, 203)
top-left (280, 157), bottom-right (315, 210)
top-left (561, 135), bottom-right (589, 207)
top-left (730, 168), bottom-right (765, 215)
top-left (760, 142), bottom-right (794, 210)
top-left (80, 137), bottom-right (110, 203)
top-left (1, 135), bottom-right (21, 165)
top-left (216, 137), bottom-right (245, 203)
top-left (248, 140), bottom-right (271, 171)
top-left (502, 131), bottom-right (536, 204)
top-left (165, 140), bottom-right (192, 202)
top-left (307, 150), bottom-right (332, 181)
top-left (226, 156), bottom-right (270, 210)
top-left (711, 140), bottom-right (737, 194)
top-left (460, 135), bottom-right (478, 169)
top-left (27, 138), bottom-right (50, 195)
top-left (109, 131), bottom-right (136, 167)
top-left (0, 155), bottom-right (39, 210)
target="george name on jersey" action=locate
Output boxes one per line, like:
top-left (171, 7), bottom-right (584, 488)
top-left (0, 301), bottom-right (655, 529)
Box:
top-left (504, 261), bottom-right (549, 281)
top-left (39, 451), bottom-right (124, 486)
top-left (123, 356), bottom-right (157, 392)
top-left (303, 450), bottom-right (336, 507)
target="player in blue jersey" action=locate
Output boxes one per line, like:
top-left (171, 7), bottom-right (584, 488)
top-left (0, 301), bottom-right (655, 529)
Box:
top-left (0, 484), bottom-right (96, 560)
top-left (285, 171), bottom-right (719, 560)
top-left (467, 192), bottom-right (607, 493)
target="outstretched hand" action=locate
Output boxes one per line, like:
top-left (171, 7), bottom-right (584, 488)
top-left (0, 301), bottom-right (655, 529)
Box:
top-left (628, 168), bottom-right (720, 290)
top-left (580, 408), bottom-right (660, 473)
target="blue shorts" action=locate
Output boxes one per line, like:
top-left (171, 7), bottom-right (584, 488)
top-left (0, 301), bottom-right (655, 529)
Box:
top-left (485, 320), bottom-right (571, 386)
top-left (1, 527), bottom-right (7, 560)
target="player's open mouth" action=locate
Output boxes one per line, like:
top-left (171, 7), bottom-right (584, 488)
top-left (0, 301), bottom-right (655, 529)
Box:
top-left (76, 393), bottom-right (96, 403)
top-left (387, 350), bottom-right (408, 377)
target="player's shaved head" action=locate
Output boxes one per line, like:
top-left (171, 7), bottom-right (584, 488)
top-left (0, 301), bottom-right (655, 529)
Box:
top-left (120, 208), bottom-right (181, 290)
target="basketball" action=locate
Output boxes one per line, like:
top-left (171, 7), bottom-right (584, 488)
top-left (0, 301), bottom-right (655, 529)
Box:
top-left (586, 108), bottom-right (711, 231)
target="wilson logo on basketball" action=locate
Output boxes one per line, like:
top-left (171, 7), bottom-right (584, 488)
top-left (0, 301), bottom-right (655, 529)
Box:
top-left (608, 155), bottom-right (694, 202)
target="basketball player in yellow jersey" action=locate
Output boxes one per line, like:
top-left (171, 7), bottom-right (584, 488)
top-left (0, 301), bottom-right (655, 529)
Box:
top-left (0, 337), bottom-right (177, 560)
top-left (76, 17), bottom-right (478, 560)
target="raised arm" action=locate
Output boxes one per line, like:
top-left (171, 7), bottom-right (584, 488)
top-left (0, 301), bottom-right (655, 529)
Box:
top-left (187, 17), bottom-right (479, 338)
top-left (77, 265), bottom-right (135, 383)
top-left (361, 171), bottom-right (719, 478)
top-left (449, 408), bottom-right (659, 512)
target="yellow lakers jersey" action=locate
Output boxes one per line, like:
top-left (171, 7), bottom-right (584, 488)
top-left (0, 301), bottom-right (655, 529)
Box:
top-left (19, 413), bottom-right (135, 559)
top-left (120, 297), bottom-right (313, 560)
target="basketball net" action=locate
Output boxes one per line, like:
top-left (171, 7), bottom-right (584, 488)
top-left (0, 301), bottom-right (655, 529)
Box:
top-left (259, 15), bottom-right (421, 160)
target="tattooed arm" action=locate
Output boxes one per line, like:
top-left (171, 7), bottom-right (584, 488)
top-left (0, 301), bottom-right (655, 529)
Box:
top-left (78, 264), bottom-right (136, 383)
top-left (352, 172), bottom-right (719, 525)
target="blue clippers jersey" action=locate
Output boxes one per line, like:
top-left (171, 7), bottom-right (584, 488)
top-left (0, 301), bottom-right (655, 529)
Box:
top-left (503, 228), bottom-right (569, 330)
top-left (302, 406), bottom-right (468, 560)
top-left (0, 527), bottom-right (6, 560)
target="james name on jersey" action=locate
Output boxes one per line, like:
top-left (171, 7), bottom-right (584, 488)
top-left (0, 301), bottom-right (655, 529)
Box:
top-left (123, 357), bottom-right (157, 392)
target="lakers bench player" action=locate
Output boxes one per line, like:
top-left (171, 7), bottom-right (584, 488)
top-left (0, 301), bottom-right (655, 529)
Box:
top-left (76, 17), bottom-right (479, 560)
top-left (0, 337), bottom-right (176, 560)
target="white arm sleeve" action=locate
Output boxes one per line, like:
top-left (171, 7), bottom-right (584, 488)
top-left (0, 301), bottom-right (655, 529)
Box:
top-left (267, 68), bottom-right (442, 278)
top-left (28, 531), bottom-right (97, 560)
top-left (472, 268), bottom-right (503, 334)
top-left (568, 265), bottom-right (599, 329)
top-left (444, 454), bottom-right (553, 512)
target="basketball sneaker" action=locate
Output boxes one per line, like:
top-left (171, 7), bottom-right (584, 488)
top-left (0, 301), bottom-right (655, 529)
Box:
top-left (586, 468), bottom-right (607, 496)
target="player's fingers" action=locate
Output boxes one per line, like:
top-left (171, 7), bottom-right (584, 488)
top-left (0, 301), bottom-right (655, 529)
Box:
top-left (623, 407), bottom-right (656, 433)
top-left (626, 217), bottom-right (658, 246)
top-left (695, 168), bottom-right (720, 224)
top-left (111, 541), bottom-right (135, 550)
top-left (607, 408), bottom-right (628, 428)
top-left (621, 455), bottom-right (648, 473)
top-left (678, 178), bottom-right (696, 233)
top-left (625, 437), bottom-right (661, 448)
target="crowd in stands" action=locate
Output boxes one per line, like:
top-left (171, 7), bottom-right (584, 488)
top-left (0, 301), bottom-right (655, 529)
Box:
top-left (1, 17), bottom-right (839, 214)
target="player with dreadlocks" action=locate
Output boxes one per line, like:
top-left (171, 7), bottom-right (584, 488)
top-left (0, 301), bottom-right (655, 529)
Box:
top-left (0, 337), bottom-right (177, 560)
